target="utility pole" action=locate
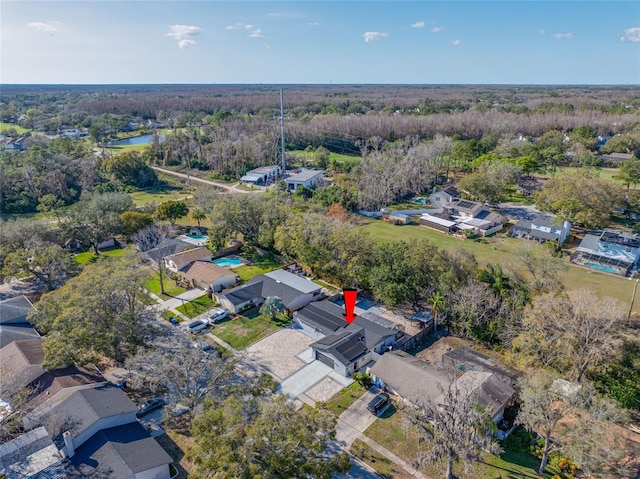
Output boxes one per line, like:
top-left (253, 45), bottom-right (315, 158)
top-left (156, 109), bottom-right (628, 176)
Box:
top-left (629, 278), bottom-right (639, 319)
top-left (280, 89), bottom-right (286, 174)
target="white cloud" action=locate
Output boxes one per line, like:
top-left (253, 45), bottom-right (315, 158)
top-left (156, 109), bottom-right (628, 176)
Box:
top-left (27, 22), bottom-right (57, 32)
top-left (552, 32), bottom-right (573, 40)
top-left (539, 29), bottom-right (546, 35)
top-left (306, 22), bottom-right (320, 26)
top-left (363, 31), bottom-right (388, 42)
top-left (267, 12), bottom-right (298, 18)
top-left (451, 39), bottom-right (463, 46)
top-left (248, 28), bottom-right (263, 38)
top-left (167, 25), bottom-right (202, 48)
top-left (620, 27), bottom-right (640, 43)
top-left (412, 21), bottom-right (424, 29)
top-left (226, 23), bottom-right (253, 31)
top-left (431, 26), bottom-right (444, 33)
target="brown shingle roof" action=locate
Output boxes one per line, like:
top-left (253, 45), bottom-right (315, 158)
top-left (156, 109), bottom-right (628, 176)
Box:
top-left (179, 261), bottom-right (235, 283)
top-left (165, 246), bottom-right (211, 265)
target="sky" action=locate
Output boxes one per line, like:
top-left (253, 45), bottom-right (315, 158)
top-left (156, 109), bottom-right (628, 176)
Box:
top-left (1, 1), bottom-right (639, 85)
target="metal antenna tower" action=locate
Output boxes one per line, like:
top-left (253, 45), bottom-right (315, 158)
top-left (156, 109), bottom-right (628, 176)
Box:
top-left (280, 89), bottom-right (286, 174)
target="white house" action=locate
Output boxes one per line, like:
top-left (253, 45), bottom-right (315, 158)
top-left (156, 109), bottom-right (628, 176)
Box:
top-left (510, 216), bottom-right (571, 244)
top-left (285, 169), bottom-right (324, 190)
top-left (240, 165), bottom-right (282, 185)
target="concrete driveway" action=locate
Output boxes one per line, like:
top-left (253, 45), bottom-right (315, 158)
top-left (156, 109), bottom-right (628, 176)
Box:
top-left (336, 387), bottom-right (379, 447)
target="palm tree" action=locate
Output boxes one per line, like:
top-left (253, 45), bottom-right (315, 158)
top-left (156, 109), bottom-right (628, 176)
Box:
top-left (259, 296), bottom-right (286, 321)
top-left (191, 207), bottom-right (207, 228)
top-left (428, 291), bottom-right (445, 334)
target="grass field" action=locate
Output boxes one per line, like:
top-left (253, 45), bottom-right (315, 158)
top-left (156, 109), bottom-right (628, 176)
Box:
top-left (319, 382), bottom-right (368, 417)
top-left (129, 186), bottom-right (191, 206)
top-left (144, 275), bottom-right (186, 299)
top-left (74, 247), bottom-right (125, 265)
top-left (539, 166), bottom-right (637, 190)
top-left (234, 254), bottom-right (282, 282)
top-left (289, 149), bottom-right (362, 168)
top-left (175, 294), bottom-right (216, 318)
top-left (105, 143), bottom-right (150, 153)
top-left (364, 406), bottom-right (555, 478)
top-left (212, 311), bottom-right (283, 349)
top-left (0, 122), bottom-right (30, 135)
top-left (361, 218), bottom-right (640, 313)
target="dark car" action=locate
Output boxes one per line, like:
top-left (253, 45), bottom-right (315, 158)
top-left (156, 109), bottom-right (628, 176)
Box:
top-left (367, 393), bottom-right (390, 415)
top-left (136, 398), bottom-right (165, 418)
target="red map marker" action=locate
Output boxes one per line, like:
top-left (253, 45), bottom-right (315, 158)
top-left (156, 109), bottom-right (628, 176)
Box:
top-left (343, 289), bottom-right (358, 324)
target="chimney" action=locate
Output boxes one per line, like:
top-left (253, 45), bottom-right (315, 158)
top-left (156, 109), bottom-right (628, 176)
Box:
top-left (63, 431), bottom-right (75, 458)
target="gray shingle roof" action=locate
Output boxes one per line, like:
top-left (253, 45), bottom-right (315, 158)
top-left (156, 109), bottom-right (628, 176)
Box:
top-left (66, 422), bottom-right (172, 478)
top-left (0, 324), bottom-right (40, 348)
top-left (0, 295), bottom-right (34, 324)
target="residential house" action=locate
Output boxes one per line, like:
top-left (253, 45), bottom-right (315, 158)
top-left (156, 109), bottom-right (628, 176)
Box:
top-left (0, 338), bottom-right (107, 409)
top-left (143, 238), bottom-right (192, 266)
top-left (147, 119), bottom-right (164, 129)
top-left (294, 301), bottom-right (400, 376)
top-left (420, 206), bottom-right (506, 237)
top-left (178, 260), bottom-right (239, 292)
top-left (0, 295), bottom-right (40, 348)
top-left (516, 177), bottom-right (543, 198)
top-left (381, 209), bottom-right (410, 225)
top-left (442, 347), bottom-right (522, 389)
top-left (240, 165), bottom-right (282, 186)
top-left (431, 185), bottom-right (460, 206)
top-left (419, 214), bottom-right (458, 234)
top-left (164, 246), bottom-right (211, 273)
top-left (216, 269), bottom-right (322, 314)
top-left (32, 386), bottom-right (172, 479)
top-left (0, 426), bottom-right (66, 479)
top-left (285, 169), bottom-right (324, 190)
top-left (370, 349), bottom-right (516, 425)
top-left (510, 216), bottom-right (571, 244)
top-left (597, 152), bottom-right (634, 165)
top-left (571, 229), bottom-right (640, 276)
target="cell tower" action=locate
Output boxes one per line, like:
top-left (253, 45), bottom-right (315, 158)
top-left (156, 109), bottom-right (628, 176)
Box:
top-left (280, 89), bottom-right (286, 173)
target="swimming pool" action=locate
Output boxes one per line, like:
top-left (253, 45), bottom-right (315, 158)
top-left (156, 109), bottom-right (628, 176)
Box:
top-left (185, 234), bottom-right (208, 241)
top-left (214, 257), bottom-right (244, 267)
top-left (412, 197), bottom-right (427, 204)
top-left (585, 262), bottom-right (618, 274)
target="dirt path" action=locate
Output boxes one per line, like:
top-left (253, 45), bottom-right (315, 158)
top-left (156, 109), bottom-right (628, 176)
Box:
top-left (152, 167), bottom-right (264, 194)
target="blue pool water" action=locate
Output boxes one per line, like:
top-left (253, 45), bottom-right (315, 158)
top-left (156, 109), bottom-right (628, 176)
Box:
top-left (185, 234), bottom-right (208, 241)
top-left (214, 257), bottom-right (244, 267)
top-left (107, 134), bottom-right (165, 146)
top-left (585, 262), bottom-right (617, 274)
top-left (412, 197), bottom-right (427, 204)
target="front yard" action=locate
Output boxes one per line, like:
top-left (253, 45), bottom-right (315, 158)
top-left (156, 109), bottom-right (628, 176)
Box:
top-left (319, 382), bottom-right (368, 417)
top-left (144, 275), bottom-right (186, 299)
top-left (74, 246), bottom-right (125, 265)
top-left (175, 294), bottom-right (216, 318)
top-left (363, 405), bottom-right (554, 479)
top-left (211, 311), bottom-right (286, 349)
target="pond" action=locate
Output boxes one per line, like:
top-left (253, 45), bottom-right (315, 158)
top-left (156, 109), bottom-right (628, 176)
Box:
top-left (107, 134), bottom-right (165, 146)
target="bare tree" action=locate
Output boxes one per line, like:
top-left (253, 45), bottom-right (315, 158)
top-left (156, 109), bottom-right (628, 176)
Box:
top-left (514, 289), bottom-right (627, 382)
top-left (132, 223), bottom-right (175, 295)
top-left (508, 241), bottom-right (565, 294)
top-left (404, 379), bottom-right (502, 479)
top-left (517, 371), bottom-right (635, 477)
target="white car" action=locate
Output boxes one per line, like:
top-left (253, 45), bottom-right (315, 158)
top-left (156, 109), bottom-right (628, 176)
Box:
top-left (208, 308), bottom-right (229, 324)
top-left (187, 320), bottom-right (207, 334)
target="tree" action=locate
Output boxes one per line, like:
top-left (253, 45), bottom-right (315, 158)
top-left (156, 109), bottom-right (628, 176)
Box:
top-left (127, 343), bottom-right (236, 418)
top-left (517, 371), bottom-right (634, 476)
top-left (259, 296), bottom-right (286, 320)
top-left (534, 172), bottom-right (624, 228)
top-left (615, 156), bottom-right (640, 190)
top-left (102, 150), bottom-right (157, 187)
top-left (132, 223), bottom-right (174, 295)
top-left (190, 206), bottom-right (207, 227)
top-left (120, 211), bottom-right (154, 238)
top-left (188, 395), bottom-right (350, 479)
top-left (509, 241), bottom-right (565, 294)
top-left (514, 289), bottom-right (626, 382)
top-left (29, 253), bottom-right (157, 368)
top-left (3, 240), bottom-right (77, 291)
top-left (405, 379), bottom-right (502, 479)
top-left (314, 145), bottom-right (330, 168)
top-left (154, 200), bottom-right (189, 226)
top-left (61, 192), bottom-right (133, 254)
top-left (0, 367), bottom-right (34, 443)
top-left (428, 291), bottom-right (445, 334)
top-left (458, 160), bottom-right (522, 203)
top-left (36, 193), bottom-right (64, 221)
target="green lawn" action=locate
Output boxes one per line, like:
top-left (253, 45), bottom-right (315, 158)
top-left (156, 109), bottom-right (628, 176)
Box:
top-left (0, 122), bottom-right (30, 135)
top-left (362, 219), bottom-right (640, 314)
top-left (144, 275), bottom-right (186, 299)
top-left (318, 382), bottom-right (368, 417)
top-left (211, 311), bottom-right (282, 349)
top-left (74, 247), bottom-right (125, 265)
top-left (364, 406), bottom-right (555, 478)
top-left (129, 186), bottom-right (192, 206)
top-left (234, 254), bottom-right (283, 282)
top-left (350, 439), bottom-right (402, 478)
top-left (105, 143), bottom-right (150, 153)
top-left (175, 294), bottom-right (216, 318)
top-left (289, 150), bottom-right (362, 168)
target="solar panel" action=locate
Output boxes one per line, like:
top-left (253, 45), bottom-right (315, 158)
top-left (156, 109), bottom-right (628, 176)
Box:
top-left (456, 200), bottom-right (477, 209)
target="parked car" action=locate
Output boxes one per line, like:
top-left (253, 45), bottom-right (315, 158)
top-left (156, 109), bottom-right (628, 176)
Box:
top-left (367, 392), bottom-right (390, 415)
top-left (169, 316), bottom-right (179, 325)
top-left (136, 398), bottom-right (165, 418)
top-left (187, 320), bottom-right (207, 334)
top-left (208, 309), bottom-right (229, 324)
top-left (193, 341), bottom-right (216, 354)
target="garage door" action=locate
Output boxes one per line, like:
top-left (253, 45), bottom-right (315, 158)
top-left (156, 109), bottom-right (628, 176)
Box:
top-left (316, 352), bottom-right (334, 369)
